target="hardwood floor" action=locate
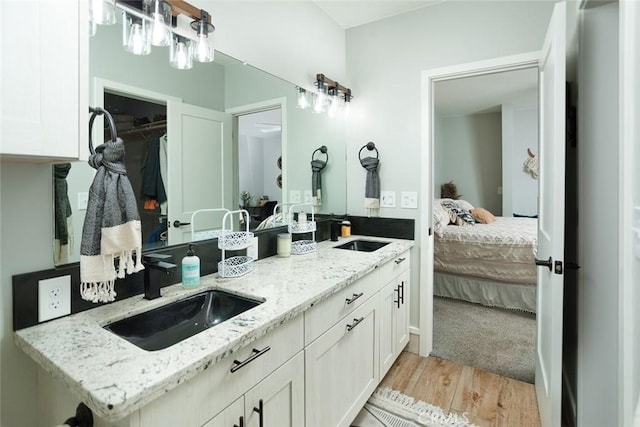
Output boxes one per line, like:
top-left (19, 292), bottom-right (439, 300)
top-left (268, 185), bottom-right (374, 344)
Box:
top-left (379, 352), bottom-right (541, 427)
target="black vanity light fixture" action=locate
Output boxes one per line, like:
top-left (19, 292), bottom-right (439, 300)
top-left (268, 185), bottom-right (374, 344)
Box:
top-left (297, 74), bottom-right (352, 118)
top-left (90, 0), bottom-right (216, 70)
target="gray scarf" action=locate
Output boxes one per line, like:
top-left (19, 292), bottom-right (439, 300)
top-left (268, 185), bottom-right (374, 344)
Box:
top-left (311, 159), bottom-right (326, 206)
top-left (361, 156), bottom-right (380, 209)
top-left (80, 138), bottom-right (143, 303)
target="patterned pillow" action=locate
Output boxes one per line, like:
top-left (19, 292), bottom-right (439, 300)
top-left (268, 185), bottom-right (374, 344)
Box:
top-left (441, 200), bottom-right (476, 226)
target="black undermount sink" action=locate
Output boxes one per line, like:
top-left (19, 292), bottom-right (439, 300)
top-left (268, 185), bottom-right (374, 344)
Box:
top-left (104, 290), bottom-right (262, 351)
top-left (334, 239), bottom-right (390, 252)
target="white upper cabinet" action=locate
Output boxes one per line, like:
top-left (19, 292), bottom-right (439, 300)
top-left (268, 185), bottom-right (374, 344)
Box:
top-left (0, 0), bottom-right (88, 160)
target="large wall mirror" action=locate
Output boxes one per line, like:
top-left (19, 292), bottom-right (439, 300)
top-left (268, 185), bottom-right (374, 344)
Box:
top-left (53, 15), bottom-right (347, 266)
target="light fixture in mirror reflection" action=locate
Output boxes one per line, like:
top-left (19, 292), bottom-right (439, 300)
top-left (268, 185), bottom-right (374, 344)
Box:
top-left (52, 21), bottom-right (347, 266)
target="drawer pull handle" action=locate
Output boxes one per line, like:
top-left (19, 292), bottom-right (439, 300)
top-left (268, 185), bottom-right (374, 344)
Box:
top-left (399, 281), bottom-right (405, 304)
top-left (234, 416), bottom-right (245, 427)
top-left (345, 292), bottom-right (364, 305)
top-left (230, 346), bottom-right (271, 373)
top-left (395, 257), bottom-right (406, 265)
top-left (346, 317), bottom-right (365, 332)
top-left (395, 287), bottom-right (400, 309)
top-left (253, 399), bottom-right (264, 427)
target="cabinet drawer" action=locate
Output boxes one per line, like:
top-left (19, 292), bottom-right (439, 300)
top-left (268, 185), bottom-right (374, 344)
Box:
top-left (379, 250), bottom-right (410, 286)
top-left (304, 270), bottom-right (378, 345)
top-left (139, 315), bottom-right (304, 427)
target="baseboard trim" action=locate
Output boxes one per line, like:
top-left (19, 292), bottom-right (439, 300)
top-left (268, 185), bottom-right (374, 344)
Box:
top-left (562, 366), bottom-right (577, 427)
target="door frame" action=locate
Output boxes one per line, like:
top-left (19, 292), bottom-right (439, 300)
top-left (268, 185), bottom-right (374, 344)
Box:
top-left (418, 51), bottom-right (541, 357)
top-left (618, 0), bottom-right (639, 424)
top-left (92, 78), bottom-right (181, 151)
top-left (226, 97), bottom-right (288, 209)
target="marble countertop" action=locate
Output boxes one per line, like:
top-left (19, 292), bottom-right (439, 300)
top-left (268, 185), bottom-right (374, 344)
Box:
top-left (15, 236), bottom-right (413, 421)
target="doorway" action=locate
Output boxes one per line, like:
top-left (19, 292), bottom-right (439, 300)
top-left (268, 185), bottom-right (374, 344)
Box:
top-left (418, 52), bottom-right (541, 358)
top-left (429, 67), bottom-right (539, 383)
top-left (103, 91), bottom-right (168, 249)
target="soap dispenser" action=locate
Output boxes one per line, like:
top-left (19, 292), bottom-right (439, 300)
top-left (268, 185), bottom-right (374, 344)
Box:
top-left (181, 244), bottom-right (200, 288)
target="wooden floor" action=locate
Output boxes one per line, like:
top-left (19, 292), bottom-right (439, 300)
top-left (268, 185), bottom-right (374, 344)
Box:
top-left (379, 352), bottom-right (541, 427)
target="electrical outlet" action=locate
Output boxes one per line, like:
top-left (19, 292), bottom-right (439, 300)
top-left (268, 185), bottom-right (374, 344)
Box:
top-left (290, 190), bottom-right (301, 204)
top-left (38, 275), bottom-right (71, 322)
top-left (247, 236), bottom-right (259, 260)
top-left (77, 192), bottom-right (89, 211)
top-left (303, 190), bottom-right (313, 204)
top-left (400, 191), bottom-right (418, 209)
top-left (380, 191), bottom-right (396, 208)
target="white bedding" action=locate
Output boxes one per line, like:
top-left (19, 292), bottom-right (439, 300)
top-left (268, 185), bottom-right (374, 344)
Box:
top-left (434, 217), bottom-right (538, 285)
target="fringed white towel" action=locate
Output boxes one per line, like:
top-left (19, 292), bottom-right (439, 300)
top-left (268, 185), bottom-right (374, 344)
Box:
top-left (523, 155), bottom-right (539, 179)
top-left (311, 158), bottom-right (326, 207)
top-left (80, 138), bottom-right (144, 303)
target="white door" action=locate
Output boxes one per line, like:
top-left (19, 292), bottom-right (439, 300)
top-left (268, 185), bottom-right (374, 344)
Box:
top-left (535, 2), bottom-right (566, 426)
top-left (167, 103), bottom-right (232, 244)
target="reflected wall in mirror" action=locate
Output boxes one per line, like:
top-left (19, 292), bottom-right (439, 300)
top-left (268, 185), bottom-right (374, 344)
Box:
top-left (53, 16), bottom-right (347, 266)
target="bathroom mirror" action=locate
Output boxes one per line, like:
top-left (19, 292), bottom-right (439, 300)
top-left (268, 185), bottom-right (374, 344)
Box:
top-left (53, 19), bottom-right (347, 266)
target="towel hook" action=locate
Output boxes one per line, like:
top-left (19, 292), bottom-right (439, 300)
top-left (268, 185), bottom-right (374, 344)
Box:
top-left (358, 141), bottom-right (379, 165)
top-left (88, 106), bottom-right (118, 155)
top-left (311, 145), bottom-right (328, 162)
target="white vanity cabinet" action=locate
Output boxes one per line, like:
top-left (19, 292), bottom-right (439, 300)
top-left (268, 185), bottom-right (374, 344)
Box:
top-left (379, 251), bottom-right (411, 377)
top-left (304, 274), bottom-right (380, 427)
top-left (137, 315), bottom-right (304, 427)
top-left (0, 0), bottom-right (88, 160)
top-left (203, 352), bottom-right (304, 427)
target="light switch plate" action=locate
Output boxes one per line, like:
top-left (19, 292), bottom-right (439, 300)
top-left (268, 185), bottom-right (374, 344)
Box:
top-left (38, 275), bottom-right (71, 322)
top-left (290, 190), bottom-right (301, 204)
top-left (303, 190), bottom-right (313, 204)
top-left (400, 191), bottom-right (418, 209)
top-left (77, 192), bottom-right (89, 211)
top-left (381, 191), bottom-right (396, 208)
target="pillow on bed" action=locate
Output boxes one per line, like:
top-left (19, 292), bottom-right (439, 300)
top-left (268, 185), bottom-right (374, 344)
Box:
top-left (455, 199), bottom-right (475, 212)
top-left (441, 200), bottom-right (476, 226)
top-left (471, 207), bottom-right (496, 224)
top-left (433, 201), bottom-right (450, 236)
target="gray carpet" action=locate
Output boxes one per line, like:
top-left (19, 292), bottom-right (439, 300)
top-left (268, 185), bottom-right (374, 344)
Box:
top-left (431, 296), bottom-right (536, 383)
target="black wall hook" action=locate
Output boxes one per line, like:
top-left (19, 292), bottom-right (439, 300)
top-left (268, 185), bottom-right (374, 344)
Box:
top-left (88, 106), bottom-right (118, 155)
top-left (311, 145), bottom-right (328, 169)
top-left (358, 141), bottom-right (379, 163)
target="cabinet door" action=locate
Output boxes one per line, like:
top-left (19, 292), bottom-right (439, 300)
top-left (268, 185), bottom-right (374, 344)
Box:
top-left (395, 269), bottom-right (410, 357)
top-left (379, 280), bottom-right (397, 378)
top-left (1, 0), bottom-right (87, 159)
top-left (305, 296), bottom-right (379, 427)
top-left (202, 397), bottom-right (244, 427)
top-left (244, 352), bottom-right (304, 427)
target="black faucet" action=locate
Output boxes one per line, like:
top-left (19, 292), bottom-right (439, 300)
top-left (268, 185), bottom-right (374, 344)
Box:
top-left (142, 253), bottom-right (177, 300)
top-left (330, 220), bottom-right (342, 242)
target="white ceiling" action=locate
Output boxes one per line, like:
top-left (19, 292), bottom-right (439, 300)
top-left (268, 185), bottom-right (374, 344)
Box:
top-left (312, 0), bottom-right (443, 29)
top-left (434, 68), bottom-right (539, 117)
top-left (238, 109), bottom-right (282, 138)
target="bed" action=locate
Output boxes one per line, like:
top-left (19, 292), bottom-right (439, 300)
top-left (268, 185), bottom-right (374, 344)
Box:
top-left (433, 200), bottom-right (538, 313)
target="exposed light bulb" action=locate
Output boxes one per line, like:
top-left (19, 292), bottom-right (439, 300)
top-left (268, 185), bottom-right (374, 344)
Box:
top-left (175, 43), bottom-right (189, 68)
top-left (313, 89), bottom-right (326, 114)
top-left (327, 97), bottom-right (338, 118)
top-left (194, 34), bottom-right (215, 62)
top-left (170, 36), bottom-right (193, 70)
top-left (90, 0), bottom-right (116, 25)
top-left (297, 89), bottom-right (310, 109)
top-left (127, 23), bottom-right (150, 55)
top-left (150, 13), bottom-right (170, 46)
